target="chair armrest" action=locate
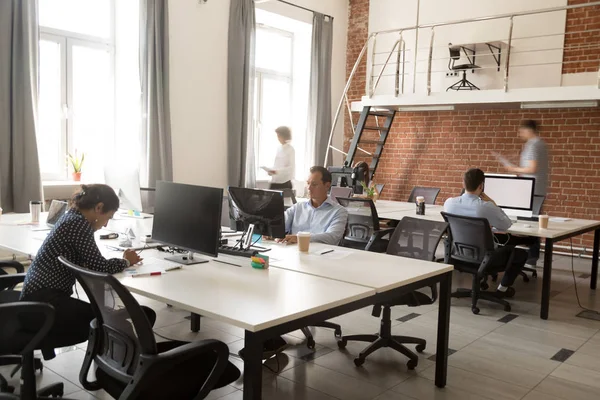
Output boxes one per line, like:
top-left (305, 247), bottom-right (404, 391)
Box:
top-left (0, 273), bottom-right (26, 291)
top-left (137, 339), bottom-right (230, 400)
top-left (0, 261), bottom-right (25, 274)
top-left (365, 228), bottom-right (395, 252)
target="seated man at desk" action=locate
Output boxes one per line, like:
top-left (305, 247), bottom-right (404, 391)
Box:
top-left (444, 168), bottom-right (527, 297)
top-left (277, 166), bottom-right (349, 245)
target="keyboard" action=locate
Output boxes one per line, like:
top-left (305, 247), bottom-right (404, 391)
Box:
top-left (218, 245), bottom-right (259, 258)
top-left (517, 216), bottom-right (539, 222)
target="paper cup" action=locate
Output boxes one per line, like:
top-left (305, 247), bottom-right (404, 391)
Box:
top-left (539, 215), bottom-right (549, 230)
top-left (416, 196), bottom-right (425, 203)
top-left (297, 232), bottom-right (311, 252)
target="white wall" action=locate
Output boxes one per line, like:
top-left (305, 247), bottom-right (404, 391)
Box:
top-left (367, 0), bottom-right (567, 95)
top-left (168, 0), bottom-right (348, 189)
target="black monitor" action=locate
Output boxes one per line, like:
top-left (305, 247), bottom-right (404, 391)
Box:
top-left (152, 181), bottom-right (223, 265)
top-left (227, 187), bottom-right (286, 244)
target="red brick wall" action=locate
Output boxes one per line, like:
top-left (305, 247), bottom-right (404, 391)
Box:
top-left (344, 1), bottom-right (600, 249)
top-left (563, 0), bottom-right (600, 74)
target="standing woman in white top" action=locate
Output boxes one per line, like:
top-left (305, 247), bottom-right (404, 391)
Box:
top-left (268, 126), bottom-right (296, 190)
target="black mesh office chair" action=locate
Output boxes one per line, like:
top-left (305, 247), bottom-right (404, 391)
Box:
top-left (338, 217), bottom-right (448, 369)
top-left (447, 46), bottom-right (480, 91)
top-left (0, 263), bottom-right (44, 395)
top-left (337, 198), bottom-right (394, 253)
top-left (140, 187), bottom-right (156, 214)
top-left (281, 188), bottom-right (297, 210)
top-left (58, 257), bottom-right (240, 400)
top-left (441, 212), bottom-right (517, 314)
top-left (0, 300), bottom-right (65, 399)
top-left (407, 187), bottom-right (441, 205)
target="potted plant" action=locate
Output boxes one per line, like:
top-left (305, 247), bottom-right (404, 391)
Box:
top-left (68, 152), bottom-right (85, 181)
top-left (360, 181), bottom-right (378, 202)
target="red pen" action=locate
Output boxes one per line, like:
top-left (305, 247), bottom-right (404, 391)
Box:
top-left (131, 271), bottom-right (163, 278)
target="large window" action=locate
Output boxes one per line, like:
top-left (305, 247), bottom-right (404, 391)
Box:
top-left (38, 0), bottom-right (138, 182)
top-left (254, 10), bottom-right (312, 182)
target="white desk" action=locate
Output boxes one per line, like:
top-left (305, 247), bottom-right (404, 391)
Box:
top-left (0, 212), bottom-right (453, 399)
top-left (379, 207), bottom-right (600, 320)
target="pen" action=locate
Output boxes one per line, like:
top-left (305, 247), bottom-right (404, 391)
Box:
top-left (320, 249), bottom-right (334, 255)
top-left (131, 271), bottom-right (164, 277)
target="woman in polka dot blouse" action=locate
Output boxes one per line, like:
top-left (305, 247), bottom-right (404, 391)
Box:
top-left (20, 184), bottom-right (155, 355)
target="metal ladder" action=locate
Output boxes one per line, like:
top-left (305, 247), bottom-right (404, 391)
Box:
top-left (344, 106), bottom-right (396, 181)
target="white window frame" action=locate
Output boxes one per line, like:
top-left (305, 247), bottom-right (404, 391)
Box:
top-left (254, 24), bottom-right (295, 180)
top-left (38, 0), bottom-right (116, 181)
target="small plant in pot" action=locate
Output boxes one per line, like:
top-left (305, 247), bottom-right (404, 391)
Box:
top-left (68, 152), bottom-right (85, 181)
top-left (360, 181), bottom-right (378, 202)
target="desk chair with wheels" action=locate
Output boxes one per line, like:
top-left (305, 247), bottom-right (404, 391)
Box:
top-left (408, 187), bottom-right (441, 205)
top-left (0, 301), bottom-right (66, 400)
top-left (58, 257), bottom-right (240, 400)
top-left (447, 46), bottom-right (480, 91)
top-left (338, 217), bottom-right (448, 369)
top-left (441, 212), bottom-right (518, 314)
top-left (0, 266), bottom-right (44, 395)
top-left (337, 198), bottom-right (394, 253)
top-left (281, 188), bottom-right (297, 210)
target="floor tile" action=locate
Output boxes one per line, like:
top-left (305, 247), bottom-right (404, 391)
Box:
top-left (565, 340), bottom-right (600, 372)
top-left (521, 390), bottom-right (567, 400)
top-left (64, 391), bottom-right (98, 399)
top-left (397, 313), bottom-right (421, 322)
top-left (392, 376), bottom-right (496, 400)
top-left (550, 348), bottom-right (575, 362)
top-left (497, 313), bottom-right (519, 323)
top-left (535, 375), bottom-right (600, 400)
top-left (0, 364), bottom-right (81, 397)
top-left (418, 365), bottom-right (530, 400)
top-left (205, 385), bottom-right (239, 400)
top-left (490, 323), bottom-right (585, 353)
top-left (446, 350), bottom-right (549, 389)
top-left (280, 362), bottom-right (386, 400)
top-left (43, 348), bottom-right (87, 388)
top-left (550, 363), bottom-right (600, 390)
top-left (372, 390), bottom-right (417, 400)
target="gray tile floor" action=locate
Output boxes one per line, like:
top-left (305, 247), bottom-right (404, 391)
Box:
top-left (2, 255), bottom-right (600, 399)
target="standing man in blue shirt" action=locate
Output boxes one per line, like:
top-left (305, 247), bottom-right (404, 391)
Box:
top-left (444, 168), bottom-right (528, 297)
top-left (277, 166), bottom-right (348, 245)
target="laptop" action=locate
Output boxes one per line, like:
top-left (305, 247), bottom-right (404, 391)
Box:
top-left (31, 200), bottom-right (68, 231)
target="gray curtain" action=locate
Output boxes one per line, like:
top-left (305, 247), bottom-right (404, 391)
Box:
top-left (0, 0), bottom-right (43, 213)
top-left (227, 0), bottom-right (256, 188)
top-left (140, 0), bottom-right (173, 187)
top-left (308, 13), bottom-right (333, 167)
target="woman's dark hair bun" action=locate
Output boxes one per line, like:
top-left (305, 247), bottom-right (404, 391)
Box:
top-left (70, 184), bottom-right (120, 213)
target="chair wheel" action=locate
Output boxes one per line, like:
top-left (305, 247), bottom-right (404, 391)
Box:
top-left (416, 344), bottom-right (426, 353)
top-left (504, 304), bottom-right (512, 312)
top-left (523, 275), bottom-right (530, 283)
top-left (532, 271), bottom-right (538, 278)
top-left (491, 274), bottom-right (498, 282)
top-left (307, 338), bottom-right (316, 350)
top-left (481, 282), bottom-right (489, 291)
top-left (334, 328), bottom-right (342, 338)
top-left (407, 359), bottom-right (418, 370)
top-left (472, 307), bottom-right (480, 315)
top-left (337, 339), bottom-right (347, 349)
top-left (354, 357), bottom-right (365, 367)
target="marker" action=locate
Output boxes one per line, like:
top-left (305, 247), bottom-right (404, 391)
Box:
top-left (320, 249), bottom-right (334, 255)
top-left (131, 271), bottom-right (164, 277)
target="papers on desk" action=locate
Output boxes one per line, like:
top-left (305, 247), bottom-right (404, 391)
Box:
top-left (550, 217), bottom-right (571, 222)
top-left (307, 248), bottom-right (353, 260)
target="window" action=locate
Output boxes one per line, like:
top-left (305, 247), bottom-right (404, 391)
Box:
top-left (37, 0), bottom-right (139, 182)
top-left (254, 10), bottom-right (312, 182)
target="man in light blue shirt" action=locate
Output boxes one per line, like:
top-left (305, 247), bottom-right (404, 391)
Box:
top-left (444, 168), bottom-right (527, 297)
top-left (278, 166), bottom-right (348, 245)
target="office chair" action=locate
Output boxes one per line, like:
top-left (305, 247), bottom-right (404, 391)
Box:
top-left (281, 188), bottom-right (297, 210)
top-left (0, 300), bottom-right (66, 399)
top-left (441, 212), bottom-right (519, 314)
top-left (407, 187), bottom-right (441, 205)
top-left (329, 187), bottom-right (353, 204)
top-left (337, 198), bottom-right (394, 253)
top-left (446, 46), bottom-right (480, 91)
top-left (140, 187), bottom-right (156, 214)
top-left (338, 217), bottom-right (448, 369)
top-left (58, 257), bottom-right (240, 400)
top-left (0, 265), bottom-right (44, 395)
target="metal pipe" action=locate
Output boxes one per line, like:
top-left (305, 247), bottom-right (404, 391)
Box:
top-left (412, 0), bottom-right (421, 93)
top-left (372, 40), bottom-right (401, 96)
top-left (369, 33), bottom-right (379, 97)
top-left (324, 34), bottom-right (374, 166)
top-left (329, 145), bottom-right (348, 156)
top-left (426, 28), bottom-right (435, 95)
top-left (395, 33), bottom-right (403, 97)
top-left (504, 17), bottom-right (514, 92)
top-left (344, 94), bottom-right (356, 137)
top-left (401, 40), bottom-right (406, 94)
top-left (357, 147), bottom-right (373, 156)
top-left (275, 0), bottom-right (333, 20)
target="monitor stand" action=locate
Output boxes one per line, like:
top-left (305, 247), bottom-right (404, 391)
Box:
top-left (165, 251), bottom-right (209, 265)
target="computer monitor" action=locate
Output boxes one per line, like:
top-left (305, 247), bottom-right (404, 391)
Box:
top-left (484, 174), bottom-right (536, 218)
top-left (330, 187), bottom-right (354, 204)
top-left (227, 187), bottom-right (286, 245)
top-left (104, 166), bottom-right (143, 212)
top-left (152, 181), bottom-right (223, 265)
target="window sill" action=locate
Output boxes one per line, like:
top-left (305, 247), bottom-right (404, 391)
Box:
top-left (43, 181), bottom-right (84, 187)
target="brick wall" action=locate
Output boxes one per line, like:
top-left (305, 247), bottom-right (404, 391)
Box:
top-left (344, 1), bottom-right (600, 249)
top-left (563, 0), bottom-right (600, 74)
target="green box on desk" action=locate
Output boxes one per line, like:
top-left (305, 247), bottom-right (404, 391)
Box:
top-left (251, 254), bottom-right (269, 269)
